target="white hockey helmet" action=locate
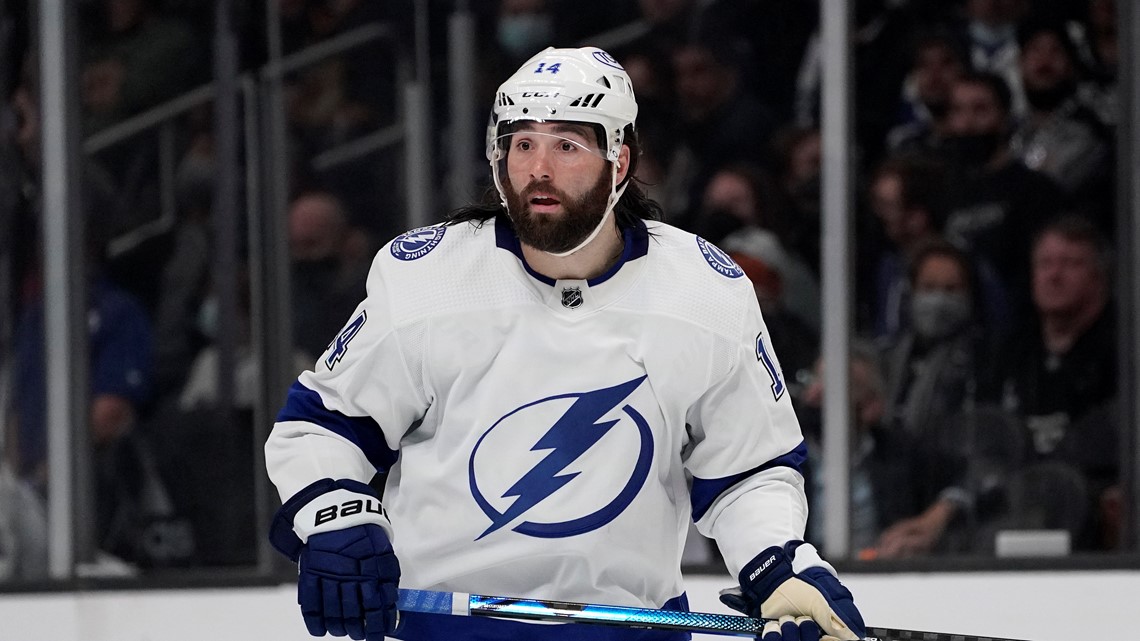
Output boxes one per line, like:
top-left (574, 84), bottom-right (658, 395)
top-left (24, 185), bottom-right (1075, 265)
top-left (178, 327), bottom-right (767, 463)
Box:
top-left (486, 46), bottom-right (638, 164)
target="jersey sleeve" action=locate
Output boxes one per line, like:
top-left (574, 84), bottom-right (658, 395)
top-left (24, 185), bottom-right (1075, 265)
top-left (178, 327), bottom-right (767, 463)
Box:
top-left (683, 292), bottom-right (809, 577)
top-left (265, 252), bottom-right (430, 502)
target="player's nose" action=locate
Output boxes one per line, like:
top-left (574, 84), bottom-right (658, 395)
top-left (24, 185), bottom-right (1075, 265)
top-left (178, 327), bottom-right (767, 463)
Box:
top-left (528, 146), bottom-right (555, 180)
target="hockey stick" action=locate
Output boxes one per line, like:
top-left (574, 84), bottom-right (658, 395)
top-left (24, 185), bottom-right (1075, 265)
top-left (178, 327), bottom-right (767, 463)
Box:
top-left (397, 588), bottom-right (1030, 641)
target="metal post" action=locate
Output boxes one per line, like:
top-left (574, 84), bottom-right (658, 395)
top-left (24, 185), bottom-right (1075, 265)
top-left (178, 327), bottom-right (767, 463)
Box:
top-left (261, 0), bottom-right (295, 411)
top-left (241, 76), bottom-right (276, 572)
top-left (404, 0), bottom-right (434, 229)
top-left (39, 0), bottom-right (90, 577)
top-left (213, 0), bottom-right (240, 414)
top-left (405, 82), bottom-right (432, 229)
top-left (1116, 0), bottom-right (1140, 553)
top-left (257, 0), bottom-right (297, 575)
top-left (818, 0), bottom-right (854, 559)
top-left (447, 5), bottom-right (477, 208)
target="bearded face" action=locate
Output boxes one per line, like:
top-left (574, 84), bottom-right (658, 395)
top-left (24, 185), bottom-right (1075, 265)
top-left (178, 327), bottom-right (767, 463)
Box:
top-left (503, 163), bottom-right (612, 254)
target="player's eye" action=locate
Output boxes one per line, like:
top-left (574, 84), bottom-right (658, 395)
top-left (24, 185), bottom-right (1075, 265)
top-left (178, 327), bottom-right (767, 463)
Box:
top-left (515, 139), bottom-right (533, 151)
top-left (558, 141), bottom-right (578, 152)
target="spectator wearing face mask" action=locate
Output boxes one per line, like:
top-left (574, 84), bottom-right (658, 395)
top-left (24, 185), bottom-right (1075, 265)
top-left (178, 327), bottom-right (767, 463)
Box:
top-left (494, 0), bottom-right (555, 63)
top-left (937, 71), bottom-right (1069, 325)
top-left (880, 239), bottom-right (992, 448)
top-left (288, 191), bottom-right (372, 361)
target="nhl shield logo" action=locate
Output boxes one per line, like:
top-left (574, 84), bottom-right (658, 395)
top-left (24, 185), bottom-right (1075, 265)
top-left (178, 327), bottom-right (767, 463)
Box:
top-left (561, 286), bottom-right (583, 309)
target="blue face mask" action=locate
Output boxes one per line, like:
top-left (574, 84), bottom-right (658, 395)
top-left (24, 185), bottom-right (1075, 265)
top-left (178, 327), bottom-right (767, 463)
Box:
top-left (497, 14), bottom-right (553, 58)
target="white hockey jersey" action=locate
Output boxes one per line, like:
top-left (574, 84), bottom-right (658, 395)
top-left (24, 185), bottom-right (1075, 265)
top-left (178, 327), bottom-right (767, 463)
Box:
top-left (266, 217), bottom-right (809, 613)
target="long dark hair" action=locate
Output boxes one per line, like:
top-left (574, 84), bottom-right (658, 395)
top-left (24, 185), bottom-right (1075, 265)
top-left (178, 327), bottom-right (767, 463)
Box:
top-left (443, 124), bottom-right (663, 229)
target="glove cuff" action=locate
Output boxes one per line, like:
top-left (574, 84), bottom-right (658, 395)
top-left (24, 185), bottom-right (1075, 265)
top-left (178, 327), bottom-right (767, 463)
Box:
top-left (738, 541), bottom-right (838, 605)
top-left (784, 541), bottom-right (837, 578)
top-left (269, 478), bottom-right (390, 561)
top-left (738, 545), bottom-right (794, 605)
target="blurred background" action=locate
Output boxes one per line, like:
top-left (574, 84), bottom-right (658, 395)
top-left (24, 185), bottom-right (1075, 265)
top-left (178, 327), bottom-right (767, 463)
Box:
top-left (0, 0), bottom-right (1137, 613)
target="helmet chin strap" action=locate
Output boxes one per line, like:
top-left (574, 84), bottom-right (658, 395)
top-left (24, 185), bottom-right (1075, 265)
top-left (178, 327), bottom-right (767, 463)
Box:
top-left (546, 162), bottom-right (626, 258)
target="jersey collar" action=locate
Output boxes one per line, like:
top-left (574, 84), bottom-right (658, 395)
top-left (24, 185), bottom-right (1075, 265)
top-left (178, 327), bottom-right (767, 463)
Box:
top-left (494, 216), bottom-right (650, 313)
top-left (493, 216), bottom-right (649, 287)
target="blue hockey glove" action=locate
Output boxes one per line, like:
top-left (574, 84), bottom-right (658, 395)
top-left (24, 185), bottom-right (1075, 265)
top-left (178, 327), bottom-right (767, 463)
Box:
top-left (269, 479), bottom-right (400, 640)
top-left (719, 541), bottom-right (864, 641)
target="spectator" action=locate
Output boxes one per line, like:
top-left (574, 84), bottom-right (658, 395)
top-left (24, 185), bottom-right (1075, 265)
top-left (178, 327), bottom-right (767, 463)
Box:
top-left (938, 71), bottom-right (1069, 323)
top-left (957, 0), bottom-right (1030, 117)
top-left (697, 0), bottom-right (816, 123)
top-left (288, 191), bottom-right (371, 361)
top-left (797, 341), bottom-right (961, 556)
top-left (865, 157), bottom-right (944, 339)
top-left (1072, 0), bottom-right (1118, 128)
top-left (663, 37), bottom-right (777, 228)
top-left (887, 30), bottom-right (967, 157)
top-left (9, 238), bottom-right (155, 562)
top-left (81, 0), bottom-right (205, 133)
top-left (769, 125), bottom-right (823, 276)
top-left (997, 215), bottom-right (1115, 463)
top-left (880, 241), bottom-right (991, 446)
top-left (792, 0), bottom-right (918, 165)
top-left (707, 163), bottom-right (821, 332)
top-left (494, 0), bottom-right (555, 64)
top-left (614, 50), bottom-right (676, 204)
top-left (1010, 19), bottom-right (1112, 225)
top-left (692, 161), bottom-right (789, 243)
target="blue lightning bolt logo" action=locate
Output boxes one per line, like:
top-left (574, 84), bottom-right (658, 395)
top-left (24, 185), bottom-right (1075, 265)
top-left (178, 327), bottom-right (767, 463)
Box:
top-left (469, 376), bottom-right (653, 540)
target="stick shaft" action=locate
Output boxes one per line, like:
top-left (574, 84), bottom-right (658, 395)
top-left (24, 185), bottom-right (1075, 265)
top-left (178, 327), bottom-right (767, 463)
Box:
top-left (397, 588), bottom-right (761, 637)
top-left (396, 588), bottom-right (1031, 641)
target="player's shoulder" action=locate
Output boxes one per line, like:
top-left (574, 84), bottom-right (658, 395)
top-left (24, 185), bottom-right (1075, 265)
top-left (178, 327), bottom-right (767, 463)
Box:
top-left (372, 220), bottom-right (489, 277)
top-left (368, 219), bottom-right (515, 321)
top-left (632, 222), bottom-right (757, 337)
top-left (643, 221), bottom-right (753, 291)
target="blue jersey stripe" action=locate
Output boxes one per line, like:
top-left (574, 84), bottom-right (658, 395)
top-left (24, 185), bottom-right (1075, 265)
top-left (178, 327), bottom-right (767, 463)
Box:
top-left (393, 593), bottom-right (691, 640)
top-left (276, 381), bottom-right (399, 472)
top-left (689, 441), bottom-right (808, 522)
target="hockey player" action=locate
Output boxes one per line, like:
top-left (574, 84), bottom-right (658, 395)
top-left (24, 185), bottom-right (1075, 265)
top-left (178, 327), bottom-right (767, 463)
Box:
top-left (266, 46), bottom-right (865, 641)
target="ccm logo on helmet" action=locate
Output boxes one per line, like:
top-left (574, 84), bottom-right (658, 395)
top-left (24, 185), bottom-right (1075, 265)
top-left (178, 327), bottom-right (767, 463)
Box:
top-left (314, 498), bottom-right (387, 527)
top-left (522, 91), bottom-right (560, 98)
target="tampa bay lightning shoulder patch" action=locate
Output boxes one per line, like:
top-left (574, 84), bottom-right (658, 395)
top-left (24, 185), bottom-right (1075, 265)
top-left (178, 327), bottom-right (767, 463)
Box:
top-left (391, 225), bottom-right (446, 261)
top-left (695, 236), bottom-right (743, 278)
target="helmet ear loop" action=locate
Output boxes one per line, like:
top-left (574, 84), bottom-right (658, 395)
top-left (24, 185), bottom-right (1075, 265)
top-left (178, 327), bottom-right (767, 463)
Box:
top-left (490, 147), bottom-right (509, 209)
top-left (607, 161), bottom-right (628, 218)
